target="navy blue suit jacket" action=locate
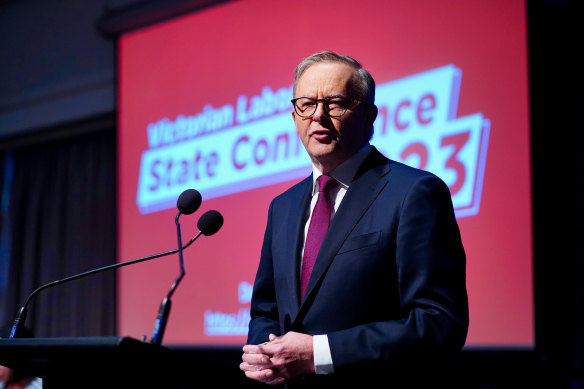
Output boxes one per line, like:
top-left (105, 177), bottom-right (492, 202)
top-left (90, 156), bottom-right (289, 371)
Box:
top-left (247, 147), bottom-right (468, 382)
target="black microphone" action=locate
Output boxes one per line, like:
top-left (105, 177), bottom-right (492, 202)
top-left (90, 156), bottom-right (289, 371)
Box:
top-left (9, 189), bottom-right (204, 340)
top-left (177, 188), bottom-right (202, 215)
top-left (150, 209), bottom-right (223, 345)
top-left (198, 210), bottom-right (224, 236)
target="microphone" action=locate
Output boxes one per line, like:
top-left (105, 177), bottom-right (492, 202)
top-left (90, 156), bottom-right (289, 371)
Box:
top-left (150, 209), bottom-right (223, 345)
top-left (9, 189), bottom-right (204, 340)
top-left (198, 210), bottom-right (224, 236)
top-left (177, 188), bottom-right (202, 215)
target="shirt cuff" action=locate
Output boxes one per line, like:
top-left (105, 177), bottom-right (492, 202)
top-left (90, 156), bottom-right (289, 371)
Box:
top-left (313, 334), bottom-right (334, 375)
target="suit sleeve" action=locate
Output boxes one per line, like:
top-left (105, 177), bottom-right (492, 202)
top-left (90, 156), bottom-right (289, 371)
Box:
top-left (246, 200), bottom-right (281, 345)
top-left (327, 174), bottom-right (469, 371)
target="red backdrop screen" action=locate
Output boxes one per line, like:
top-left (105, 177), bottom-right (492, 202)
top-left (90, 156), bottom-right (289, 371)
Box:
top-left (118, 0), bottom-right (533, 347)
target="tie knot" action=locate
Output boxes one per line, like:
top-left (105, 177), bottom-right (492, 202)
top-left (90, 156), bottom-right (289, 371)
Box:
top-left (317, 175), bottom-right (336, 194)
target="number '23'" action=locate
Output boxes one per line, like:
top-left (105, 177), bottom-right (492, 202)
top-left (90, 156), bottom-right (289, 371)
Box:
top-left (400, 131), bottom-right (470, 196)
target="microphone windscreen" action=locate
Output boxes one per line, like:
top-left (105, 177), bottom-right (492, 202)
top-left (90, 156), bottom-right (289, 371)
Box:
top-left (197, 210), bottom-right (224, 236)
top-left (177, 189), bottom-right (202, 215)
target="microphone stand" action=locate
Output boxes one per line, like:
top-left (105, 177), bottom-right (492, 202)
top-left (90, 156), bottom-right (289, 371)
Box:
top-left (150, 211), bottom-right (188, 345)
top-left (10, 230), bottom-right (203, 339)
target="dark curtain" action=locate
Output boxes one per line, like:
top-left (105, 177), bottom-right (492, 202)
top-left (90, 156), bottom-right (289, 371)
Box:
top-left (0, 120), bottom-right (116, 337)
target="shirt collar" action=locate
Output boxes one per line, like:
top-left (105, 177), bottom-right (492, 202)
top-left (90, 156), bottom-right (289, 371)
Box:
top-left (311, 144), bottom-right (372, 195)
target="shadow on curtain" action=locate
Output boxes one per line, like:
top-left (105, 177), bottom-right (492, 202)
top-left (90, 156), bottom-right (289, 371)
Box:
top-left (0, 120), bottom-right (116, 337)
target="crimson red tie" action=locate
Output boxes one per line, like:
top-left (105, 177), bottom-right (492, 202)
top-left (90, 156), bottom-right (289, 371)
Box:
top-left (301, 175), bottom-right (336, 300)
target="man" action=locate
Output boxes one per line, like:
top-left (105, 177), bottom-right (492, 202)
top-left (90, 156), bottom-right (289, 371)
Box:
top-left (240, 51), bottom-right (468, 387)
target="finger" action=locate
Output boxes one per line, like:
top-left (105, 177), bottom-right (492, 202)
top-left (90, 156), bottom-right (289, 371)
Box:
top-left (241, 352), bottom-right (271, 365)
top-left (269, 333), bottom-right (278, 341)
top-left (244, 339), bottom-right (271, 350)
top-left (261, 369), bottom-right (286, 386)
top-left (243, 344), bottom-right (267, 354)
top-left (244, 342), bottom-right (277, 356)
top-left (240, 361), bottom-right (265, 372)
top-left (244, 368), bottom-right (284, 385)
top-left (240, 362), bottom-right (270, 372)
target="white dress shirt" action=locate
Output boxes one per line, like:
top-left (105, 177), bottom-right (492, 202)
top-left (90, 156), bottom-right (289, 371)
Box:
top-left (302, 144), bottom-right (372, 375)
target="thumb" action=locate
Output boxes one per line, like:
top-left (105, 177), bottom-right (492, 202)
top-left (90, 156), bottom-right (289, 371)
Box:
top-left (268, 333), bottom-right (278, 341)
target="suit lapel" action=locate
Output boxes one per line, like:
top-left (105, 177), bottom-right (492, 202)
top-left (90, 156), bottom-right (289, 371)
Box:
top-left (281, 175), bottom-right (313, 319)
top-left (298, 148), bottom-right (391, 312)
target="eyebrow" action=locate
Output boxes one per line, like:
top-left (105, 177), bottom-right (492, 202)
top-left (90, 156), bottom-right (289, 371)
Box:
top-left (299, 94), bottom-right (347, 99)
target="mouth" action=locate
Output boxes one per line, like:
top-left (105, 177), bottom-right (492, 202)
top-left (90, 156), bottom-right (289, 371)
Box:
top-left (309, 129), bottom-right (336, 142)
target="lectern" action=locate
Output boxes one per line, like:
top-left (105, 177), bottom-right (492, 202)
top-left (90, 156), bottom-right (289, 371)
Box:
top-left (0, 336), bottom-right (188, 388)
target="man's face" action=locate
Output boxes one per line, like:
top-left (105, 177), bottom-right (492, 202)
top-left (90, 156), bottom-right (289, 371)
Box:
top-left (292, 62), bottom-right (375, 173)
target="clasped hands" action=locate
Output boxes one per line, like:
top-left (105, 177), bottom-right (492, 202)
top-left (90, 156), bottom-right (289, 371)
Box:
top-left (240, 331), bottom-right (315, 386)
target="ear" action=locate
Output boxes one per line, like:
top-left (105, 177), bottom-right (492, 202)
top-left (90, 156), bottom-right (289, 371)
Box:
top-left (366, 104), bottom-right (378, 127)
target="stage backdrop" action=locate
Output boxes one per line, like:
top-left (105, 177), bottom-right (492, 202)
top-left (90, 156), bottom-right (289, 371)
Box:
top-left (117, 0), bottom-right (533, 347)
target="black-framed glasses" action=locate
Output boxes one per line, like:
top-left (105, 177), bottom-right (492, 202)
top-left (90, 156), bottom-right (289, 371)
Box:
top-left (291, 96), bottom-right (362, 118)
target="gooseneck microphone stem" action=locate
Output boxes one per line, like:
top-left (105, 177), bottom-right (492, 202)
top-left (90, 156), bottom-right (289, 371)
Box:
top-left (9, 230), bottom-right (203, 339)
top-left (150, 211), bottom-right (188, 345)
top-left (169, 212), bottom-right (186, 300)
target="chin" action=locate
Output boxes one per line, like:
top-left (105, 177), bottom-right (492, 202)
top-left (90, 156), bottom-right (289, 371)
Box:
top-left (307, 140), bottom-right (336, 154)
top-left (309, 149), bottom-right (336, 163)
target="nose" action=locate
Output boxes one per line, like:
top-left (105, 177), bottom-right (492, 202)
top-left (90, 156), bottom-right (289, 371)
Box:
top-left (311, 100), bottom-right (327, 123)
